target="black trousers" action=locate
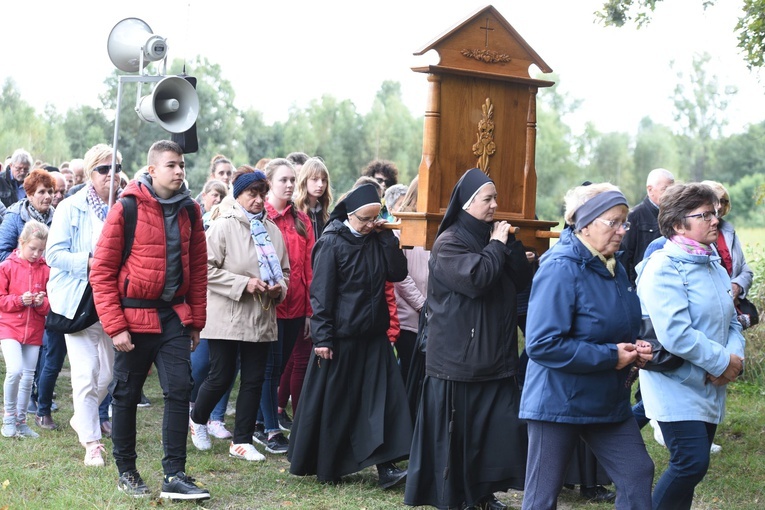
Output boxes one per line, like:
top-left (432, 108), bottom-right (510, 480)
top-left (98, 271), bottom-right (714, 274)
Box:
top-left (110, 309), bottom-right (193, 476)
top-left (191, 339), bottom-right (269, 444)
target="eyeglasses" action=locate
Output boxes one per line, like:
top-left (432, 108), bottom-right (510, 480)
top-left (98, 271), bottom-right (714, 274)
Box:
top-left (351, 212), bottom-right (377, 225)
top-left (684, 210), bottom-right (719, 222)
top-left (594, 218), bottom-right (631, 231)
top-left (92, 164), bottom-right (122, 175)
top-left (374, 177), bottom-right (386, 185)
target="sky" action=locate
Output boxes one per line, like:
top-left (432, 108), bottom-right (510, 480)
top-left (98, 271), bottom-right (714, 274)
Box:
top-left (2, 0), bottom-right (763, 137)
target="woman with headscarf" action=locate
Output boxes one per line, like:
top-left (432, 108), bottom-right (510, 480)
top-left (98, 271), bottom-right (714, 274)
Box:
top-left (287, 183), bottom-right (411, 488)
top-left (520, 182), bottom-right (654, 510)
top-left (404, 168), bottom-right (533, 510)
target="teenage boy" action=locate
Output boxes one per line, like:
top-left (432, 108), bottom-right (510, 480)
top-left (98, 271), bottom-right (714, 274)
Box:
top-left (90, 140), bottom-right (209, 501)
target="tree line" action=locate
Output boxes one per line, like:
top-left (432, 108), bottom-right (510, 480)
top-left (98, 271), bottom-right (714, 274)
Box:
top-left (1, 54), bottom-right (763, 227)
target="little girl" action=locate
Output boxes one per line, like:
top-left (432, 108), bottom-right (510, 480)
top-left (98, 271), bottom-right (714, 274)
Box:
top-left (0, 220), bottom-right (50, 438)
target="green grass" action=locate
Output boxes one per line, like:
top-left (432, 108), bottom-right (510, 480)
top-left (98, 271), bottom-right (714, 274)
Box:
top-left (2, 359), bottom-right (765, 509)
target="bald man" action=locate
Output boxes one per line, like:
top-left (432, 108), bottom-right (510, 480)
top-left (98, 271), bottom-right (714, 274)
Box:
top-left (620, 168), bottom-right (675, 284)
top-left (50, 171), bottom-right (67, 208)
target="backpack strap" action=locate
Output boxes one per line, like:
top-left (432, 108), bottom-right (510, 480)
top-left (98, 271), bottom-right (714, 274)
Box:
top-left (118, 195), bottom-right (137, 265)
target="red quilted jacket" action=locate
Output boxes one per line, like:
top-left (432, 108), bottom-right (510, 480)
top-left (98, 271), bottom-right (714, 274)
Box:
top-left (0, 250), bottom-right (50, 345)
top-left (89, 180), bottom-right (207, 337)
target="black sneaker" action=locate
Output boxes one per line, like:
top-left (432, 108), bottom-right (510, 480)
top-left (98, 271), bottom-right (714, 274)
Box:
top-left (278, 409), bottom-right (293, 431)
top-left (117, 470), bottom-right (151, 498)
top-left (252, 422), bottom-right (268, 446)
top-left (160, 472), bottom-right (210, 501)
top-left (265, 432), bottom-right (289, 454)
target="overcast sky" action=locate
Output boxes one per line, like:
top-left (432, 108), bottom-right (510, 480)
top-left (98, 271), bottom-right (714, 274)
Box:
top-left (2, 0), bottom-right (762, 136)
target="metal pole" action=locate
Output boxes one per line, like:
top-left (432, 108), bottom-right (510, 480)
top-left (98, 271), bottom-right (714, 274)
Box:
top-left (108, 76), bottom-right (125, 210)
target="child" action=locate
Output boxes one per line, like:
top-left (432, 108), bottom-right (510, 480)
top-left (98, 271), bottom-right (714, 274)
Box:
top-left (0, 220), bottom-right (50, 438)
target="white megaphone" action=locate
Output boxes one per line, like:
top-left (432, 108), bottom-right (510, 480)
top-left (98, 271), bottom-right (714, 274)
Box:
top-left (136, 76), bottom-right (199, 133)
top-left (107, 18), bottom-right (167, 72)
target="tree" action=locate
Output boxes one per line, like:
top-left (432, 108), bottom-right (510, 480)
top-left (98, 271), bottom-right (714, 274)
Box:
top-left (631, 117), bottom-right (680, 197)
top-left (596, 1), bottom-right (765, 69)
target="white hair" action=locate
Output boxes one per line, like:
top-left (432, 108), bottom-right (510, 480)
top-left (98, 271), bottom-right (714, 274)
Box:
top-left (646, 168), bottom-right (675, 187)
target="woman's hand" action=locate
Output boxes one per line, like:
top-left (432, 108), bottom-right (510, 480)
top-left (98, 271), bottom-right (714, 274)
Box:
top-left (246, 277), bottom-right (266, 295)
top-left (314, 346), bottom-right (333, 360)
top-left (304, 317), bottom-right (311, 338)
top-left (615, 342), bottom-right (639, 369)
top-left (633, 339), bottom-right (654, 368)
top-left (266, 284), bottom-right (281, 299)
top-left (490, 221), bottom-right (512, 244)
top-left (721, 353), bottom-right (744, 382)
top-left (732, 283), bottom-right (742, 299)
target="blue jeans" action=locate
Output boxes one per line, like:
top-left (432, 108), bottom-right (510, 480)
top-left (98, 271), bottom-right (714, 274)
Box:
top-left (110, 309), bottom-right (193, 476)
top-left (36, 330), bottom-right (68, 416)
top-left (631, 399), bottom-right (650, 429)
top-left (99, 393), bottom-right (112, 423)
top-left (191, 338), bottom-right (235, 422)
top-left (652, 420), bottom-right (716, 510)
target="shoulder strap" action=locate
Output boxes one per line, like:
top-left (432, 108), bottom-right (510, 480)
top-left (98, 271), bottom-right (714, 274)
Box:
top-left (119, 195), bottom-right (137, 265)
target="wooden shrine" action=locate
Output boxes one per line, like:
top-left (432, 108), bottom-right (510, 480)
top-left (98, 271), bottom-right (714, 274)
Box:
top-left (395, 5), bottom-right (558, 254)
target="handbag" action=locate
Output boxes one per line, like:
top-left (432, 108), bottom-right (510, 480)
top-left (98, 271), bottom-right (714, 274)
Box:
top-left (639, 317), bottom-right (684, 372)
top-left (45, 283), bottom-right (99, 334)
top-left (736, 297), bottom-right (759, 330)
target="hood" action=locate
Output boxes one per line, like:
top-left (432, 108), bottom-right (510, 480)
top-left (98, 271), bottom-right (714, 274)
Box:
top-left (540, 227), bottom-right (618, 279)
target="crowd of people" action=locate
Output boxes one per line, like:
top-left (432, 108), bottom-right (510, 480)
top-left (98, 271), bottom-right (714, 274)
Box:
top-left (0, 143), bottom-right (752, 508)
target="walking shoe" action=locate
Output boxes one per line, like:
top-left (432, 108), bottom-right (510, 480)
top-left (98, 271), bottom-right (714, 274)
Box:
top-left (137, 393), bottom-right (152, 408)
top-left (710, 442), bottom-right (722, 454)
top-left (480, 495), bottom-right (509, 510)
top-left (101, 420), bottom-right (112, 438)
top-left (1, 416), bottom-right (16, 438)
top-left (118, 469), bottom-right (150, 497)
top-left (277, 409), bottom-right (293, 431)
top-left (35, 414), bottom-right (58, 430)
top-left (207, 420), bottom-right (232, 439)
top-left (84, 442), bottom-right (106, 467)
top-left (160, 472), bottom-right (210, 501)
top-left (16, 420), bottom-right (39, 438)
top-left (265, 432), bottom-right (289, 454)
top-left (189, 418), bottom-right (212, 451)
top-left (580, 485), bottom-right (616, 503)
top-left (377, 462), bottom-right (407, 489)
top-left (225, 402), bottom-right (236, 417)
top-left (229, 442), bottom-right (266, 461)
top-left (252, 422), bottom-right (268, 446)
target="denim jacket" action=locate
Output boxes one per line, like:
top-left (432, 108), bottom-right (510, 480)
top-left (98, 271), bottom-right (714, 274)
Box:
top-left (636, 240), bottom-right (746, 424)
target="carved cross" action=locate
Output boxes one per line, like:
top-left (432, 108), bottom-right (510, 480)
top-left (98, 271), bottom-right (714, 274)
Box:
top-left (479, 17), bottom-right (494, 47)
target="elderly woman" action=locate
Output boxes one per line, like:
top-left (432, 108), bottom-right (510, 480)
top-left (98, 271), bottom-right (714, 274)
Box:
top-left (405, 168), bottom-right (533, 510)
top-left (287, 183), bottom-right (411, 488)
top-left (0, 169), bottom-right (55, 261)
top-left (520, 182), bottom-right (654, 510)
top-left (637, 183), bottom-right (745, 510)
top-left (45, 144), bottom-right (122, 466)
top-left (189, 168), bottom-right (289, 461)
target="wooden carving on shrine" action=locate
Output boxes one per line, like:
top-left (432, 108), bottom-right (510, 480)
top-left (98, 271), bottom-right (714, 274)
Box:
top-left (395, 4), bottom-right (558, 254)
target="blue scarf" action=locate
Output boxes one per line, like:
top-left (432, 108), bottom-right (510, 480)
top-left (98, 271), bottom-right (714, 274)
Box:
top-left (248, 211), bottom-right (283, 286)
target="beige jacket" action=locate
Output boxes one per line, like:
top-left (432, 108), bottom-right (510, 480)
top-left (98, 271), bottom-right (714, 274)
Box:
top-left (201, 196), bottom-right (290, 342)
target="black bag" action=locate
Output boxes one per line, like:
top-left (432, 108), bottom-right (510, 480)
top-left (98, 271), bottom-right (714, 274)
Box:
top-left (45, 283), bottom-right (99, 334)
top-left (736, 297), bottom-right (759, 329)
top-left (640, 317), bottom-right (684, 372)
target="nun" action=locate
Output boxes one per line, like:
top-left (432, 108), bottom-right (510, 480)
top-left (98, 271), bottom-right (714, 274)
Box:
top-left (287, 183), bottom-right (412, 488)
top-left (405, 168), bottom-right (533, 510)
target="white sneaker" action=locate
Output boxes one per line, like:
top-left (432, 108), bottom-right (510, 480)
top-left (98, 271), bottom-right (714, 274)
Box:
top-left (16, 421), bottom-right (39, 438)
top-left (650, 420), bottom-right (666, 447)
top-left (229, 442), bottom-right (265, 462)
top-left (207, 420), bottom-right (232, 439)
top-left (84, 443), bottom-right (106, 467)
top-left (189, 418), bottom-right (211, 451)
top-left (710, 442), bottom-right (722, 454)
top-left (1, 416), bottom-right (16, 438)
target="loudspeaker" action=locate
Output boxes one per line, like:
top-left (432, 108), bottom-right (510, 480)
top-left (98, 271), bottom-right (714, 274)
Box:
top-left (107, 18), bottom-right (167, 72)
top-left (137, 76), bottom-right (199, 133)
top-left (172, 76), bottom-right (199, 153)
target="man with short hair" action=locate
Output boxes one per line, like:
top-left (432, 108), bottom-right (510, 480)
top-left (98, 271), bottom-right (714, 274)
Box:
top-left (50, 172), bottom-right (67, 208)
top-left (0, 148), bottom-right (33, 208)
top-left (620, 168), bottom-right (675, 284)
top-left (65, 159), bottom-right (87, 197)
top-left (60, 167), bottom-right (74, 193)
top-left (90, 140), bottom-right (209, 501)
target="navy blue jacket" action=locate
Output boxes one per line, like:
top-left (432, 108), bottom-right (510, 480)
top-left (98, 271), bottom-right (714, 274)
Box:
top-left (519, 227), bottom-right (640, 424)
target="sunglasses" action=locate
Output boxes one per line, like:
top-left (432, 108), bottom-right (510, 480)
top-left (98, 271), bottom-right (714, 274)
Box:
top-left (92, 164), bottom-right (122, 175)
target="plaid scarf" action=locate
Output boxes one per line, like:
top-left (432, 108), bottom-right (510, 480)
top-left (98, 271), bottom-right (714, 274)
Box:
top-left (250, 213), bottom-right (283, 286)
top-left (86, 184), bottom-right (109, 222)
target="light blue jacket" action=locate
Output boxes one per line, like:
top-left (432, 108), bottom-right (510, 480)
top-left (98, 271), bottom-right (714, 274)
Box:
top-left (637, 240), bottom-right (745, 424)
top-left (46, 187), bottom-right (101, 319)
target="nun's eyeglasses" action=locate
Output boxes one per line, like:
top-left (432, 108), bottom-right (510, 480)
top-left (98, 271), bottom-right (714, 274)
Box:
top-left (351, 212), bottom-right (376, 225)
